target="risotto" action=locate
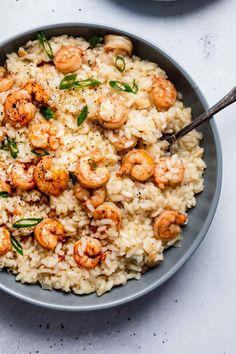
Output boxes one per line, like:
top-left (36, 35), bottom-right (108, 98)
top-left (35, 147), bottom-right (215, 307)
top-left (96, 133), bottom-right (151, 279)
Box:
top-left (0, 33), bottom-right (206, 296)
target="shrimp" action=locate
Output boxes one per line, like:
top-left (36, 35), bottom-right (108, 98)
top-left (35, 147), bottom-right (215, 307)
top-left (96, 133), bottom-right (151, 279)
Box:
top-left (23, 81), bottom-right (49, 105)
top-left (117, 149), bottom-right (155, 182)
top-left (4, 81), bottom-right (49, 128)
top-left (73, 237), bottom-right (102, 268)
top-left (113, 135), bottom-right (138, 151)
top-left (34, 219), bottom-right (64, 250)
top-left (97, 96), bottom-right (128, 129)
top-left (0, 181), bottom-right (12, 194)
top-left (104, 35), bottom-right (133, 56)
top-left (154, 156), bottom-right (184, 190)
top-left (54, 46), bottom-right (83, 74)
top-left (0, 67), bottom-right (14, 93)
top-left (29, 120), bottom-right (59, 151)
top-left (11, 162), bottom-right (35, 190)
top-left (34, 156), bottom-right (69, 196)
top-left (154, 210), bottom-right (187, 241)
top-left (150, 77), bottom-right (177, 111)
top-left (0, 227), bottom-right (12, 256)
top-left (93, 202), bottom-right (122, 229)
top-left (75, 151), bottom-right (109, 189)
top-left (74, 183), bottom-right (106, 210)
top-left (4, 90), bottom-right (36, 128)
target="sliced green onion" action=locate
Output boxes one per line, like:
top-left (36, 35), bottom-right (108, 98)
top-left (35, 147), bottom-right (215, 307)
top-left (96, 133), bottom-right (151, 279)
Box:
top-left (59, 74), bottom-right (77, 90)
top-left (31, 148), bottom-right (50, 156)
top-left (12, 217), bottom-right (43, 229)
top-left (115, 56), bottom-right (126, 73)
top-left (89, 35), bottom-right (100, 48)
top-left (77, 105), bottom-right (88, 126)
top-left (73, 79), bottom-right (101, 89)
top-left (109, 79), bottom-right (138, 94)
top-left (0, 191), bottom-right (10, 198)
top-left (69, 172), bottom-right (77, 185)
top-left (40, 106), bottom-right (54, 120)
top-left (11, 236), bottom-right (23, 256)
top-left (7, 138), bottom-right (19, 158)
top-left (38, 31), bottom-right (54, 60)
top-left (59, 74), bottom-right (101, 90)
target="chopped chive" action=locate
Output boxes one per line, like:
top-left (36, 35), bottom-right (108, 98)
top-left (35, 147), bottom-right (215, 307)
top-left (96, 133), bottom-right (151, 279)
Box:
top-left (73, 79), bottom-right (101, 89)
top-left (12, 217), bottom-right (43, 229)
top-left (77, 105), bottom-right (88, 126)
top-left (109, 79), bottom-right (138, 94)
top-left (37, 31), bottom-right (54, 60)
top-left (59, 74), bottom-right (77, 90)
top-left (88, 35), bottom-right (103, 48)
top-left (11, 236), bottom-right (23, 256)
top-left (115, 56), bottom-right (126, 73)
top-left (40, 106), bottom-right (54, 120)
top-left (31, 148), bottom-right (50, 156)
top-left (59, 74), bottom-right (101, 90)
top-left (0, 191), bottom-right (10, 198)
top-left (7, 138), bottom-right (19, 158)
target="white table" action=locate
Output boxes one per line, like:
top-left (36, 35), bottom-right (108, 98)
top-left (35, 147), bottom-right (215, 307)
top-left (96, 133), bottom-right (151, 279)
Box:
top-left (0, 0), bottom-right (236, 353)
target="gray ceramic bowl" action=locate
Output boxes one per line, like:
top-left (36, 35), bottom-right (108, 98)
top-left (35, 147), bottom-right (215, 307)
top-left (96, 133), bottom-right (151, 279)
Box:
top-left (0, 23), bottom-right (222, 311)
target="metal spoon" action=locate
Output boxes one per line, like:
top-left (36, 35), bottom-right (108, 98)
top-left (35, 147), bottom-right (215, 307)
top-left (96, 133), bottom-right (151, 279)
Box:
top-left (161, 86), bottom-right (236, 145)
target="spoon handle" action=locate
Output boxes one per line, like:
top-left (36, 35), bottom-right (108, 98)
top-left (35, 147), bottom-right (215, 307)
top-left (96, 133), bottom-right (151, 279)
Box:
top-left (168, 86), bottom-right (236, 143)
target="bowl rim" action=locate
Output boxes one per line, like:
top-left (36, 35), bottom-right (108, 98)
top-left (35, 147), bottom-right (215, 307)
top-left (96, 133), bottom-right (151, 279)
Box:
top-left (0, 22), bottom-right (222, 311)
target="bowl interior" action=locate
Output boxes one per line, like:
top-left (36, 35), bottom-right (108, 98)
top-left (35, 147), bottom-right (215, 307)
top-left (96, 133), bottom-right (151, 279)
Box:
top-left (0, 24), bottom-right (221, 310)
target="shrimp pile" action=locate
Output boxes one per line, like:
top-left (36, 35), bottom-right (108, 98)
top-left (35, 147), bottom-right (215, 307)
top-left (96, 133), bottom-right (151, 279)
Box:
top-left (0, 33), bottom-right (205, 296)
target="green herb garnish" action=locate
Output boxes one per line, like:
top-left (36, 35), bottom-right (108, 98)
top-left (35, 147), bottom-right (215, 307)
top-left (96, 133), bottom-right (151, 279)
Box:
top-left (77, 105), bottom-right (88, 126)
top-left (73, 79), bottom-right (101, 89)
top-left (31, 148), bottom-right (50, 156)
top-left (37, 31), bottom-right (54, 60)
top-left (69, 172), bottom-right (77, 185)
top-left (40, 106), bottom-right (54, 120)
top-left (115, 56), bottom-right (126, 73)
top-left (89, 35), bottom-right (100, 48)
top-left (7, 138), bottom-right (19, 158)
top-left (59, 74), bottom-right (77, 90)
top-left (109, 79), bottom-right (138, 94)
top-left (12, 217), bottom-right (43, 229)
top-left (0, 191), bottom-right (10, 198)
top-left (11, 236), bottom-right (23, 256)
top-left (59, 74), bottom-right (101, 90)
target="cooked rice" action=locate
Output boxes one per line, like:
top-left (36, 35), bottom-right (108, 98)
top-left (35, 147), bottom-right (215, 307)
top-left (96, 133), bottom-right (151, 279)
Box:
top-left (0, 34), bottom-right (206, 296)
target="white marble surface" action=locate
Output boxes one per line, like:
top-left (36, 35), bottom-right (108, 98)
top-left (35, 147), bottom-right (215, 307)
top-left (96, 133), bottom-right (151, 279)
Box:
top-left (0, 0), bottom-right (236, 353)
